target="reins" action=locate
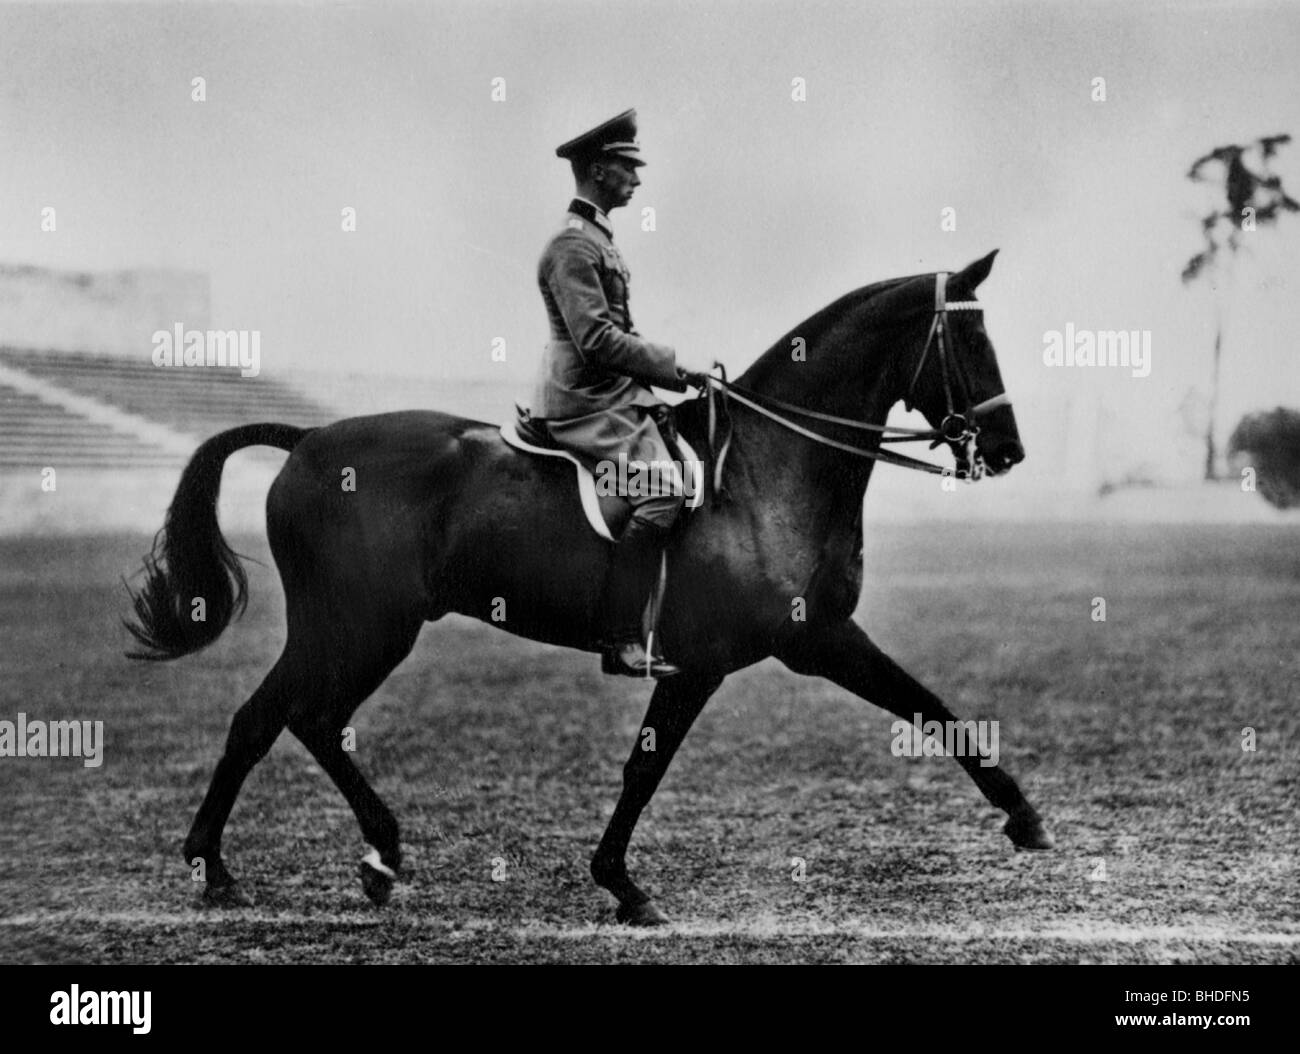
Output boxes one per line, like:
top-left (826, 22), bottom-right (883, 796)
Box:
top-left (697, 273), bottom-right (1012, 498)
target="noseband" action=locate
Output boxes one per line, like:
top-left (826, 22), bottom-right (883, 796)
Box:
top-left (902, 271), bottom-right (1012, 465)
top-left (698, 272), bottom-right (1013, 490)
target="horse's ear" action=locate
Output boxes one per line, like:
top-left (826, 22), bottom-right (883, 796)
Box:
top-left (953, 250), bottom-right (999, 291)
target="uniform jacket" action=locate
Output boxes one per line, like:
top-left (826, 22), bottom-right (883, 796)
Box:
top-left (533, 198), bottom-right (687, 420)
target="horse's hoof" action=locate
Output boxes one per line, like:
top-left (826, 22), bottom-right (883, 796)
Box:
top-left (201, 881), bottom-right (253, 908)
top-left (616, 899), bottom-right (669, 927)
top-left (359, 859), bottom-right (396, 906)
top-left (1005, 809), bottom-right (1054, 850)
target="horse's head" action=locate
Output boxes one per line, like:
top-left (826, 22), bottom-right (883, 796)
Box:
top-left (733, 250), bottom-right (1023, 482)
top-left (899, 250), bottom-right (1023, 480)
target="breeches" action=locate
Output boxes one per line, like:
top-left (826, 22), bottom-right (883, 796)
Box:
top-left (544, 405), bottom-right (686, 530)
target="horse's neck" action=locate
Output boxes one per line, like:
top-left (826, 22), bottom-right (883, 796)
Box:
top-left (724, 326), bottom-right (902, 527)
top-left (737, 315), bottom-right (902, 425)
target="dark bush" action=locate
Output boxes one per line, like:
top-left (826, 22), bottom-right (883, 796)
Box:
top-left (1228, 407), bottom-right (1300, 509)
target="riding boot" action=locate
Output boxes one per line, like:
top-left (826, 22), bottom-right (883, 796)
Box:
top-left (596, 517), bottom-right (681, 678)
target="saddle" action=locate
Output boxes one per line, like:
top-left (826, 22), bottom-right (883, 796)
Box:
top-left (500, 406), bottom-right (704, 541)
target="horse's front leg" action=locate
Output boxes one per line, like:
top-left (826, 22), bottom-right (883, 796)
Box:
top-left (591, 670), bottom-right (724, 926)
top-left (776, 620), bottom-right (1052, 849)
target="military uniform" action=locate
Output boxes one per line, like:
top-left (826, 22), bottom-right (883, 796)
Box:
top-left (533, 108), bottom-right (689, 677)
top-left (534, 198), bottom-right (683, 419)
top-left (535, 197), bottom-right (688, 525)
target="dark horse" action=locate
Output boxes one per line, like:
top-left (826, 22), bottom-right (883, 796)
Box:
top-left (127, 250), bottom-right (1051, 925)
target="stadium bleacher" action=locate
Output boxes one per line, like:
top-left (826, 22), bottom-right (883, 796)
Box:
top-left (0, 380), bottom-right (183, 469)
top-left (0, 347), bottom-right (338, 470)
top-left (0, 265), bottom-right (522, 534)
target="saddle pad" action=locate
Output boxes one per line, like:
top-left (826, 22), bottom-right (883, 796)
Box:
top-left (500, 421), bottom-right (703, 541)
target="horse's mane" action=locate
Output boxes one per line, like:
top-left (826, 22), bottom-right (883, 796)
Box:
top-left (739, 271), bottom-right (931, 387)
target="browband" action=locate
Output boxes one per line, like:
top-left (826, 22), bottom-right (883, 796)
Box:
top-left (936, 271), bottom-right (983, 312)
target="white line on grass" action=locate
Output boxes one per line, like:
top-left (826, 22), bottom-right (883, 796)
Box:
top-left (2, 912), bottom-right (1298, 944)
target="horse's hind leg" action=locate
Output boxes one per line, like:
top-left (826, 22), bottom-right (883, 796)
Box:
top-left (183, 657), bottom-right (294, 907)
top-left (284, 616), bottom-right (423, 906)
top-left (182, 616), bottom-right (421, 907)
top-left (289, 720), bottom-right (403, 906)
top-left (776, 620), bottom-right (1052, 849)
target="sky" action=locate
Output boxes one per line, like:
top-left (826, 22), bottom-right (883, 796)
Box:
top-left (2, 0), bottom-right (1299, 491)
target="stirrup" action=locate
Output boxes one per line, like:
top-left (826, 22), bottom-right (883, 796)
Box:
top-left (601, 642), bottom-right (680, 679)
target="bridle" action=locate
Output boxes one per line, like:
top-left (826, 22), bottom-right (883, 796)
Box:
top-left (698, 272), bottom-right (1013, 491)
top-left (903, 272), bottom-right (1010, 446)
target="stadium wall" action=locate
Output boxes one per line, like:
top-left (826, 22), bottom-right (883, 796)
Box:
top-left (0, 456), bottom-right (284, 537)
top-left (0, 263), bottom-right (209, 357)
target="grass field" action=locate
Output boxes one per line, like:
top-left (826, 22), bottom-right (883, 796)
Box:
top-left (1, 522), bottom-right (1297, 964)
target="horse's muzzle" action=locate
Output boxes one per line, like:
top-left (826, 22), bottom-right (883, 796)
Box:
top-left (981, 437), bottom-right (1025, 476)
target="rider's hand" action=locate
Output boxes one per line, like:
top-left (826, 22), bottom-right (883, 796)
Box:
top-left (676, 358), bottom-right (713, 390)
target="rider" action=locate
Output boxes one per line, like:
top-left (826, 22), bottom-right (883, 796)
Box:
top-left (533, 108), bottom-right (706, 679)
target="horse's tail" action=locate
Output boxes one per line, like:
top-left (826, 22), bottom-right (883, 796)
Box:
top-left (124, 422), bottom-right (310, 661)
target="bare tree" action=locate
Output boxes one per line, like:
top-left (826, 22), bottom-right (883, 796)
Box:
top-left (1182, 134), bottom-right (1298, 479)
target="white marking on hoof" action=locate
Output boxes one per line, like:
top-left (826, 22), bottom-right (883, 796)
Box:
top-left (362, 847), bottom-right (396, 880)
